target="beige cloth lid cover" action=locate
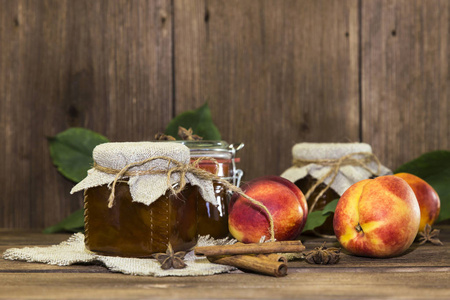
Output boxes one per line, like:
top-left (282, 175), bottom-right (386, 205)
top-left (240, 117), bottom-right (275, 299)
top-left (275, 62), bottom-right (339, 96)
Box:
top-left (281, 143), bottom-right (392, 196)
top-left (71, 142), bottom-right (217, 206)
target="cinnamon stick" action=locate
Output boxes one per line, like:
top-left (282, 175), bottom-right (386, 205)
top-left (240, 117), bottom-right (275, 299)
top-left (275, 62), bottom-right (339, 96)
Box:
top-left (194, 240), bottom-right (305, 257)
top-left (257, 253), bottom-right (288, 264)
top-left (207, 254), bottom-right (287, 277)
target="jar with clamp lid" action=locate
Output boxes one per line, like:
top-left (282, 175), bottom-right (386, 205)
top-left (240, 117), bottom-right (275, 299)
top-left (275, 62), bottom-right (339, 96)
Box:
top-left (175, 141), bottom-right (244, 239)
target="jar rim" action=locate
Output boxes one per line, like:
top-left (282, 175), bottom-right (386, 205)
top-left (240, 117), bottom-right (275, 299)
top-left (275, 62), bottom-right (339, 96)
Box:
top-left (171, 140), bottom-right (230, 150)
top-left (155, 140), bottom-right (244, 159)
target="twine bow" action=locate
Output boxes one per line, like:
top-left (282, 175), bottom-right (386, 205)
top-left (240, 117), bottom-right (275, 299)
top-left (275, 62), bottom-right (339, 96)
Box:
top-left (93, 156), bottom-right (276, 242)
top-left (293, 152), bottom-right (382, 213)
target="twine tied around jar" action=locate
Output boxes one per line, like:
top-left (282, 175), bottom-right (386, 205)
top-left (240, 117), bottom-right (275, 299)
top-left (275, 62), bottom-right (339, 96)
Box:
top-left (293, 152), bottom-right (382, 213)
top-left (93, 156), bottom-right (276, 242)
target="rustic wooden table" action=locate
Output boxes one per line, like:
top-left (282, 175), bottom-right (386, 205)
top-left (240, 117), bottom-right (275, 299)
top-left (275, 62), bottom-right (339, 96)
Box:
top-left (1, 225), bottom-right (449, 299)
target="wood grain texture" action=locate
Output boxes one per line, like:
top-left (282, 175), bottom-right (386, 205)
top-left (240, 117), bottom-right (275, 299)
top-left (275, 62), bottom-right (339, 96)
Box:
top-left (1, 0), bottom-right (450, 229)
top-left (0, 0), bottom-right (172, 228)
top-left (361, 0), bottom-right (450, 170)
top-left (0, 0), bottom-right (32, 228)
top-left (0, 226), bottom-right (449, 299)
top-left (1, 272), bottom-right (449, 299)
top-left (174, 0), bottom-right (360, 180)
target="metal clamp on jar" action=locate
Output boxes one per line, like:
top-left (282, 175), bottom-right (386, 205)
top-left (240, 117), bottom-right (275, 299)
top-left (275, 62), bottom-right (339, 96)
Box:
top-left (175, 140), bottom-right (244, 239)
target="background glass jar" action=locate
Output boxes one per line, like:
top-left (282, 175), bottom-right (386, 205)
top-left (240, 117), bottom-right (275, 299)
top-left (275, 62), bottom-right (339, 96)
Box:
top-left (175, 141), bottom-right (244, 239)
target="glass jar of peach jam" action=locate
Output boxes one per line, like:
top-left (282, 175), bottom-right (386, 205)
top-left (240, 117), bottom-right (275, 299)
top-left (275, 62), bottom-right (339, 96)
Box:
top-left (70, 142), bottom-right (216, 257)
top-left (176, 141), bottom-right (244, 239)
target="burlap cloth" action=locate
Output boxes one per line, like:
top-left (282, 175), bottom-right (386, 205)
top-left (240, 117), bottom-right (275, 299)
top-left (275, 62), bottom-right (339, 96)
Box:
top-left (70, 142), bottom-right (217, 206)
top-left (2, 234), bottom-right (237, 276)
top-left (281, 143), bottom-right (392, 197)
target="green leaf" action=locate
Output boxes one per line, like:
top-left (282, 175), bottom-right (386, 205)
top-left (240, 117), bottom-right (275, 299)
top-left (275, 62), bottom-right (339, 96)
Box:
top-left (302, 199), bottom-right (340, 232)
top-left (322, 199), bottom-right (339, 217)
top-left (165, 103), bottom-right (221, 140)
top-left (302, 211), bottom-right (329, 232)
top-left (43, 209), bottom-right (84, 233)
top-left (48, 128), bottom-right (109, 183)
top-left (395, 150), bottom-right (450, 222)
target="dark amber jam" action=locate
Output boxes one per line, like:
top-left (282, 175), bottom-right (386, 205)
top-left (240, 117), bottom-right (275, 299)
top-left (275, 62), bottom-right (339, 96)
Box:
top-left (84, 182), bottom-right (198, 257)
top-left (295, 175), bottom-right (340, 235)
top-left (196, 160), bottom-right (230, 239)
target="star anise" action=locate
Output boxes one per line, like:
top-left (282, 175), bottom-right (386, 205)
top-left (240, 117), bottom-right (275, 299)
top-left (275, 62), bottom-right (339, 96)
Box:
top-left (154, 133), bottom-right (176, 141)
top-left (178, 126), bottom-right (203, 141)
top-left (153, 243), bottom-right (187, 270)
top-left (303, 242), bottom-right (341, 265)
top-left (418, 224), bottom-right (443, 246)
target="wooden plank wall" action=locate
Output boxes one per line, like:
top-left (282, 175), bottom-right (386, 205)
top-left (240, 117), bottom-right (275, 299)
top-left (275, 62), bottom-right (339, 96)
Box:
top-left (362, 0), bottom-right (449, 169)
top-left (0, 0), bottom-right (448, 229)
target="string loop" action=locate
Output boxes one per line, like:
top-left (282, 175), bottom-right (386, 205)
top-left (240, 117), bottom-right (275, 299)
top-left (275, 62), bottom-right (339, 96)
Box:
top-left (293, 152), bottom-right (381, 212)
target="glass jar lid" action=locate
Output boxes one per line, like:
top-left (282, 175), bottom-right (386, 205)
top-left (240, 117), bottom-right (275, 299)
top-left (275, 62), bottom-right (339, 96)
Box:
top-left (172, 140), bottom-right (244, 160)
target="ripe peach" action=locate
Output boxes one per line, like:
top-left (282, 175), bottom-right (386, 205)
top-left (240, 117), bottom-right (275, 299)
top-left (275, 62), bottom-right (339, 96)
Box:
top-left (333, 175), bottom-right (420, 258)
top-left (394, 173), bottom-right (440, 232)
top-left (228, 176), bottom-right (308, 243)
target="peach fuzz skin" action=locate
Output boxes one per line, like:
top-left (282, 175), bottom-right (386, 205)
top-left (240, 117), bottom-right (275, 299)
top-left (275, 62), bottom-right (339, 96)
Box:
top-left (394, 173), bottom-right (440, 232)
top-left (333, 175), bottom-right (420, 258)
top-left (228, 176), bottom-right (307, 243)
top-left (263, 176), bottom-right (308, 227)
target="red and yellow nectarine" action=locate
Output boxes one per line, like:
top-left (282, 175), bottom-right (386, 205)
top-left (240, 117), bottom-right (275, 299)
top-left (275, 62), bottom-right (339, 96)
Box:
top-left (394, 173), bottom-right (440, 232)
top-left (333, 175), bottom-right (420, 258)
top-left (228, 176), bottom-right (308, 243)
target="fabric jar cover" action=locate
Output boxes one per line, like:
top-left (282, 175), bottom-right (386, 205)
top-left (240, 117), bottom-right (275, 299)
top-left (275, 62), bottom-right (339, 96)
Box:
top-left (71, 141), bottom-right (217, 206)
top-left (281, 143), bottom-right (392, 196)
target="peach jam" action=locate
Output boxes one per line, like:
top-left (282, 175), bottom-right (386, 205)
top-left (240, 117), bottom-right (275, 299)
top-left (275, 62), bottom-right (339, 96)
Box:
top-left (176, 141), bottom-right (244, 239)
top-left (84, 182), bottom-right (198, 257)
